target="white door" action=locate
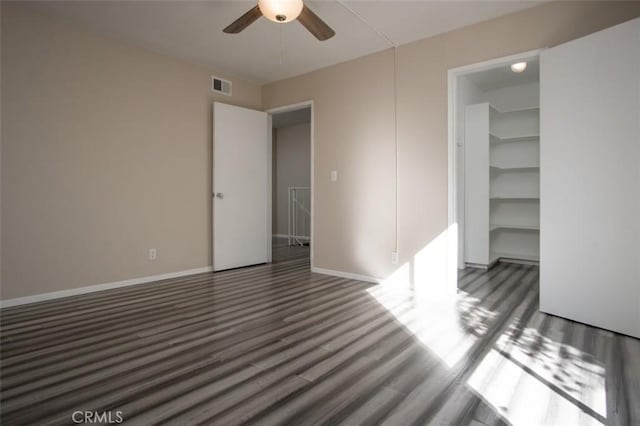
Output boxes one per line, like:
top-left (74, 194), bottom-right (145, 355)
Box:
top-left (213, 102), bottom-right (270, 271)
top-left (540, 18), bottom-right (640, 337)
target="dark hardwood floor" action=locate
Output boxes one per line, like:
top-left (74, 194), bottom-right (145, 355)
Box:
top-left (1, 246), bottom-right (638, 425)
top-left (271, 237), bottom-right (310, 264)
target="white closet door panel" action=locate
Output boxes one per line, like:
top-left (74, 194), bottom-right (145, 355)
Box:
top-left (540, 18), bottom-right (640, 337)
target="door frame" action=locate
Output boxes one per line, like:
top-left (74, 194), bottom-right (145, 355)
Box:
top-left (447, 49), bottom-right (542, 270)
top-left (266, 100), bottom-right (315, 268)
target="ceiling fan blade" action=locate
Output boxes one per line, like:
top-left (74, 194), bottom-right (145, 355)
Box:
top-left (297, 5), bottom-right (335, 41)
top-left (223, 5), bottom-right (262, 34)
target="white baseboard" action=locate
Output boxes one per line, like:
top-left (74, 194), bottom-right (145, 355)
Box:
top-left (311, 266), bottom-right (382, 284)
top-left (0, 266), bottom-right (214, 309)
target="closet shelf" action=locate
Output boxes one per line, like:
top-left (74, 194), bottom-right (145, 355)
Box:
top-left (501, 106), bottom-right (540, 113)
top-left (489, 134), bottom-right (539, 144)
top-left (490, 165), bottom-right (539, 172)
top-left (489, 105), bottom-right (541, 114)
top-left (490, 196), bottom-right (539, 201)
top-left (490, 224), bottom-right (540, 232)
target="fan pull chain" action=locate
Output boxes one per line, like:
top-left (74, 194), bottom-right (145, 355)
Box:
top-left (279, 25), bottom-right (284, 65)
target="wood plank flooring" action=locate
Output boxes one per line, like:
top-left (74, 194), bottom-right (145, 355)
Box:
top-left (271, 238), bottom-right (309, 264)
top-left (1, 250), bottom-right (638, 425)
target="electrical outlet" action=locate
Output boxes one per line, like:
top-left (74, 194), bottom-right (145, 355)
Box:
top-left (331, 170), bottom-right (338, 182)
top-left (391, 251), bottom-right (399, 265)
top-left (149, 248), bottom-right (157, 261)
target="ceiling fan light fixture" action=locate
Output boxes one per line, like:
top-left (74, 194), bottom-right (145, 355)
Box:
top-left (258, 0), bottom-right (304, 23)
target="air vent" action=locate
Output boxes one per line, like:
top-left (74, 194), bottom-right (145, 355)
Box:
top-left (211, 76), bottom-right (232, 96)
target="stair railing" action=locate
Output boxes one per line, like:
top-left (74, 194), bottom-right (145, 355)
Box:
top-left (287, 187), bottom-right (311, 246)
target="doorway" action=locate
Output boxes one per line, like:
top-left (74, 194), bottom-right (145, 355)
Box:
top-left (448, 50), bottom-right (541, 270)
top-left (268, 102), bottom-right (313, 264)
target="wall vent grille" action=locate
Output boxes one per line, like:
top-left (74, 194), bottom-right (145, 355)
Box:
top-left (211, 76), bottom-right (232, 96)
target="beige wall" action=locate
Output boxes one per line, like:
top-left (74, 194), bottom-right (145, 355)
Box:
top-left (0, 4), bottom-right (261, 299)
top-left (262, 1), bottom-right (640, 282)
top-left (273, 123), bottom-right (311, 236)
top-left (3, 1), bottom-right (640, 300)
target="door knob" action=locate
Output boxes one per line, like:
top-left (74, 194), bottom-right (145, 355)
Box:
top-left (214, 192), bottom-right (224, 199)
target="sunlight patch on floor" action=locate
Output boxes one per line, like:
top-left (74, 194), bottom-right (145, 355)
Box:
top-left (468, 327), bottom-right (606, 425)
top-left (367, 226), bottom-right (474, 368)
top-left (367, 288), bottom-right (478, 369)
top-left (367, 286), bottom-right (478, 368)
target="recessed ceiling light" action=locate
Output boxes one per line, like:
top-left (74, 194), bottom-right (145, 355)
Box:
top-left (511, 62), bottom-right (527, 73)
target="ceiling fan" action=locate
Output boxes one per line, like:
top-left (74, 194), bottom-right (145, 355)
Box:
top-left (223, 0), bottom-right (335, 41)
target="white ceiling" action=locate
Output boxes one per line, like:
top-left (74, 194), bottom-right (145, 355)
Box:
top-left (467, 56), bottom-right (540, 92)
top-left (24, 1), bottom-right (544, 83)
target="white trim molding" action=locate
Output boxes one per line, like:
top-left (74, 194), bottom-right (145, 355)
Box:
top-left (0, 266), bottom-right (214, 309)
top-left (266, 100), bottom-right (315, 270)
top-left (311, 266), bottom-right (382, 284)
top-left (447, 49), bottom-right (543, 271)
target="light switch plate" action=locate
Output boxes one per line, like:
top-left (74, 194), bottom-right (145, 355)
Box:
top-left (331, 170), bottom-right (338, 182)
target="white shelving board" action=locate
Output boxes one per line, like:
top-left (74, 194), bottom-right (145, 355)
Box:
top-left (490, 224), bottom-right (539, 232)
top-left (490, 138), bottom-right (539, 168)
top-left (490, 196), bottom-right (539, 201)
top-left (490, 171), bottom-right (539, 199)
top-left (490, 106), bottom-right (540, 138)
top-left (464, 101), bottom-right (540, 268)
top-left (490, 134), bottom-right (540, 144)
top-left (490, 165), bottom-right (539, 171)
top-left (489, 104), bottom-right (540, 264)
top-left (491, 198), bottom-right (539, 232)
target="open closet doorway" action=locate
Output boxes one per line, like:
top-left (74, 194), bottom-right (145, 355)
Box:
top-left (268, 102), bottom-right (313, 265)
top-left (449, 50), bottom-right (541, 270)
